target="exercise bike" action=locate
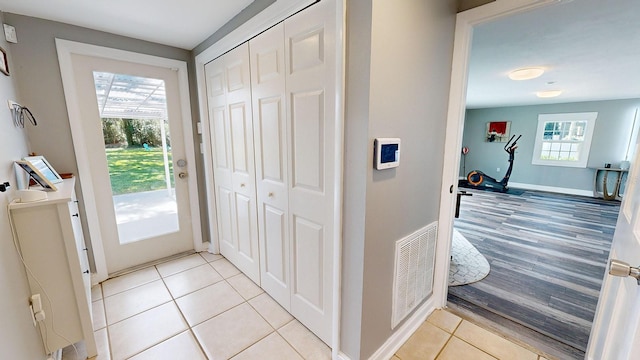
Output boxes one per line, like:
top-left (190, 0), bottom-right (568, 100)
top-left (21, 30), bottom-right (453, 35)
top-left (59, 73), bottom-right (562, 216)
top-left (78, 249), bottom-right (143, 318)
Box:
top-left (466, 134), bottom-right (521, 192)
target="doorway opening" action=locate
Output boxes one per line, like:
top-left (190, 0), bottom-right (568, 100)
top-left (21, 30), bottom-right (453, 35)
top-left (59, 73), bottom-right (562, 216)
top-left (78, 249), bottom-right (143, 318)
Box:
top-left (442, 0), bottom-right (639, 358)
top-left (57, 39), bottom-right (202, 279)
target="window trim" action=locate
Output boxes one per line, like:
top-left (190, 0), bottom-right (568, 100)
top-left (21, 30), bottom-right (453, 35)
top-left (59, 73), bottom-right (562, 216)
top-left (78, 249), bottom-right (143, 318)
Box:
top-left (531, 112), bottom-right (598, 168)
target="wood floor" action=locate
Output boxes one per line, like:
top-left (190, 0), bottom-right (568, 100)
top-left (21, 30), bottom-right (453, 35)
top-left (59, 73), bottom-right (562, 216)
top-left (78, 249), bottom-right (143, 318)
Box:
top-left (448, 187), bottom-right (620, 359)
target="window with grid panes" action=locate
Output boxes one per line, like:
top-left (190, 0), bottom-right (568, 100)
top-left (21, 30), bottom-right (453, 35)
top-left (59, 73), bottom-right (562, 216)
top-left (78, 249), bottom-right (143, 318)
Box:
top-left (532, 112), bottom-right (597, 168)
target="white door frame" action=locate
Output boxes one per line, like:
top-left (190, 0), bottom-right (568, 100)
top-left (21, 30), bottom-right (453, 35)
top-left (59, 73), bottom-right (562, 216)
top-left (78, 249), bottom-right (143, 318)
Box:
top-left (434, 0), bottom-right (560, 308)
top-left (194, 0), bottom-right (345, 357)
top-left (56, 39), bottom-right (203, 283)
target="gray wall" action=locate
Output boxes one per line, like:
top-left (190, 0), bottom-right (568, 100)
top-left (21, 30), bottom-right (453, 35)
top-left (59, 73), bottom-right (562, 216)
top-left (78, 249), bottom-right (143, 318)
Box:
top-left (341, 0), bottom-right (373, 357)
top-left (461, 99), bottom-right (640, 191)
top-left (458, 0), bottom-right (494, 12)
top-left (3, 14), bottom-right (207, 265)
top-left (341, 0), bottom-right (457, 358)
top-left (0, 12), bottom-right (47, 359)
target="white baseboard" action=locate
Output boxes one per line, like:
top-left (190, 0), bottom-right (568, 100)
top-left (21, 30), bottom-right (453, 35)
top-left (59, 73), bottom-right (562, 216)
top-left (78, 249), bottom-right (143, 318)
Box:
top-left (367, 296), bottom-right (437, 360)
top-left (457, 177), bottom-right (593, 197)
top-left (458, 176), bottom-right (593, 197)
top-left (337, 351), bottom-right (352, 360)
top-left (508, 182), bottom-right (593, 197)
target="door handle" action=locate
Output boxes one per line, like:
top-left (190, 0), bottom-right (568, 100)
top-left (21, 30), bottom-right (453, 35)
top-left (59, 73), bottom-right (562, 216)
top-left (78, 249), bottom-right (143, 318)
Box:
top-left (178, 172), bottom-right (187, 179)
top-left (609, 259), bottom-right (640, 285)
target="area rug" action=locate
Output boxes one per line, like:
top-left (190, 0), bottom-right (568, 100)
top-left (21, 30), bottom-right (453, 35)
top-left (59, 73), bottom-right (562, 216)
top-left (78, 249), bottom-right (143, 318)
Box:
top-left (449, 229), bottom-right (490, 286)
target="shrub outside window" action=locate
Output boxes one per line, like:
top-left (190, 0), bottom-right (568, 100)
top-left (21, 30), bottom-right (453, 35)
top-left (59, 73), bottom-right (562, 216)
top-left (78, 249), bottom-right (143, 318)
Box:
top-left (532, 112), bottom-right (597, 168)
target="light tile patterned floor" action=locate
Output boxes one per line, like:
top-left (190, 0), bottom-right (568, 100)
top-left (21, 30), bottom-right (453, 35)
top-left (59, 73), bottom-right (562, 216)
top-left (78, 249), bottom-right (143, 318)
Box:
top-left (394, 309), bottom-right (550, 360)
top-left (65, 252), bottom-right (549, 360)
top-left (66, 253), bottom-right (329, 360)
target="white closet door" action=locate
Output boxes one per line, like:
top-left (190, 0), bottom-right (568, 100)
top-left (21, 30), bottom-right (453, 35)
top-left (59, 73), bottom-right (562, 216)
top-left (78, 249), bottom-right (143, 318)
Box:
top-left (285, 0), bottom-right (335, 344)
top-left (250, 23), bottom-right (291, 308)
top-left (206, 44), bottom-right (260, 283)
top-left (206, 53), bottom-right (232, 262)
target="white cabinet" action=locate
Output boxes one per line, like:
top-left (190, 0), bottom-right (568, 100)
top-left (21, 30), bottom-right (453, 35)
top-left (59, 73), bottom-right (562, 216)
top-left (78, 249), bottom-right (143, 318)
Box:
top-left (205, 0), bottom-right (336, 344)
top-left (9, 178), bottom-right (96, 358)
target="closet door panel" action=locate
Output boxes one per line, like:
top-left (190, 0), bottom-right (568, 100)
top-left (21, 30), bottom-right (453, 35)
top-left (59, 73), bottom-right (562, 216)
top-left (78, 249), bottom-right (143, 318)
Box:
top-left (285, 0), bottom-right (335, 344)
top-left (218, 188), bottom-right (235, 250)
top-left (229, 101), bottom-right (254, 190)
top-left (226, 56), bottom-right (248, 94)
top-left (250, 23), bottom-right (291, 308)
top-left (259, 97), bottom-right (285, 182)
top-left (207, 57), bottom-right (238, 259)
top-left (292, 216), bottom-right (324, 309)
top-left (264, 205), bottom-right (287, 284)
top-left (227, 43), bottom-right (260, 283)
top-left (212, 106), bottom-right (229, 168)
top-left (291, 90), bottom-right (324, 193)
top-left (235, 193), bottom-right (255, 260)
top-left (208, 43), bottom-right (260, 284)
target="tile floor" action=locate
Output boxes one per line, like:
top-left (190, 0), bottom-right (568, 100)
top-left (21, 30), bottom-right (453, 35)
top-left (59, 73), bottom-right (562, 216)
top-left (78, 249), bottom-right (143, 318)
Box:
top-left (64, 252), bottom-right (550, 360)
top-left (393, 309), bottom-right (551, 360)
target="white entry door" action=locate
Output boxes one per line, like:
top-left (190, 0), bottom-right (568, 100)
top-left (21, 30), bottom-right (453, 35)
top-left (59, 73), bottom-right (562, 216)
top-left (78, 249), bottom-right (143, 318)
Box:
top-left (205, 43), bottom-right (261, 283)
top-left (587, 143), bottom-right (640, 359)
top-left (65, 53), bottom-right (195, 274)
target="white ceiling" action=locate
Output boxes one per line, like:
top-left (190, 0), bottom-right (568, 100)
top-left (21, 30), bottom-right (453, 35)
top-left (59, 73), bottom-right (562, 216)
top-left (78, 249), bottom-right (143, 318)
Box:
top-left (0, 0), bottom-right (637, 107)
top-left (0, 0), bottom-right (254, 49)
top-left (466, 0), bottom-right (640, 109)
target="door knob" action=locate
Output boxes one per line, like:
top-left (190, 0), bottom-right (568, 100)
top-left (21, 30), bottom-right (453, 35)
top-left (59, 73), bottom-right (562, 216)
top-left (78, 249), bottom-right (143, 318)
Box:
top-left (609, 259), bottom-right (640, 285)
top-left (178, 172), bottom-right (187, 179)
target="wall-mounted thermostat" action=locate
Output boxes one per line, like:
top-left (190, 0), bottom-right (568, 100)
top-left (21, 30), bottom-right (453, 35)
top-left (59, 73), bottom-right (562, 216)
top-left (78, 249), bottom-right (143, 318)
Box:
top-left (374, 138), bottom-right (401, 170)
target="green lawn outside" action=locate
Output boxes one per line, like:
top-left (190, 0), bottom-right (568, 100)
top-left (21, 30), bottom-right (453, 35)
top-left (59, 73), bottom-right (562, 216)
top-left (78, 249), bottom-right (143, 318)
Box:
top-left (106, 147), bottom-right (174, 195)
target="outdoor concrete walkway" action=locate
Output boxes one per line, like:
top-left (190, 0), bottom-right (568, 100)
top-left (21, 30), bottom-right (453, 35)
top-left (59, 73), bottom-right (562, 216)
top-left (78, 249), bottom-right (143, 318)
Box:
top-left (113, 189), bottom-right (179, 244)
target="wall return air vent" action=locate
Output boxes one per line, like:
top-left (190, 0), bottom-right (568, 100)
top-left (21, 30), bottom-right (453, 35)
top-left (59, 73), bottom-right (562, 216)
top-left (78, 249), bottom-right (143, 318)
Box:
top-left (391, 221), bottom-right (438, 328)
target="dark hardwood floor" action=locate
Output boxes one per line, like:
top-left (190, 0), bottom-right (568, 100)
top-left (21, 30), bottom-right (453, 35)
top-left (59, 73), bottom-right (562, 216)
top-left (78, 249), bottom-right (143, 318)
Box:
top-left (448, 187), bottom-right (619, 359)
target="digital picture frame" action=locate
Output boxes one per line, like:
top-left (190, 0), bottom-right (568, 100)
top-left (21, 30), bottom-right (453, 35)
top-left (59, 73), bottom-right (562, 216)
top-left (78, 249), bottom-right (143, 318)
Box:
top-left (16, 156), bottom-right (62, 191)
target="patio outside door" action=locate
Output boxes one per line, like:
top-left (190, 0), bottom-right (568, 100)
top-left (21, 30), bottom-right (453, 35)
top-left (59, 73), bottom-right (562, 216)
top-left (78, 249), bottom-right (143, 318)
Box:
top-left (68, 53), bottom-right (194, 274)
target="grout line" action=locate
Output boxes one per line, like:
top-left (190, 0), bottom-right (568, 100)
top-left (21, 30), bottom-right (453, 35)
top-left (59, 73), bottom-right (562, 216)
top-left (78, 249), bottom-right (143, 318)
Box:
top-left (432, 332), bottom-right (454, 360)
top-left (276, 318), bottom-right (317, 360)
top-left (101, 267), bottom-right (161, 299)
top-left (100, 284), bottom-right (114, 360)
top-left (157, 265), bottom-right (211, 359)
top-left (107, 250), bottom-right (196, 278)
top-left (452, 334), bottom-right (500, 360)
top-left (96, 253), bottom-right (327, 359)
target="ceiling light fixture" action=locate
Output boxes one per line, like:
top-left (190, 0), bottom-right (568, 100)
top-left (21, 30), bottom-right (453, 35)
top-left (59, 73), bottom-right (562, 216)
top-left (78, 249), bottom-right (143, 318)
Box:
top-left (508, 67), bottom-right (545, 81)
top-left (536, 90), bottom-right (563, 98)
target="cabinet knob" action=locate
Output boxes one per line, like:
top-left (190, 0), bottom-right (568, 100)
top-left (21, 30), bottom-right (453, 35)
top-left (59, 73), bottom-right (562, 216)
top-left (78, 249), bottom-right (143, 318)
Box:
top-left (72, 213), bottom-right (79, 217)
top-left (83, 270), bottom-right (90, 274)
top-left (268, 192), bottom-right (274, 197)
top-left (83, 248), bottom-right (88, 251)
top-left (74, 200), bottom-right (79, 204)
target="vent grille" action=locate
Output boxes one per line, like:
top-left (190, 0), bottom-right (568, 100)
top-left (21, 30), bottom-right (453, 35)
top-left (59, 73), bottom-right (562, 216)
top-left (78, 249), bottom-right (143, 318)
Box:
top-left (391, 221), bottom-right (437, 328)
